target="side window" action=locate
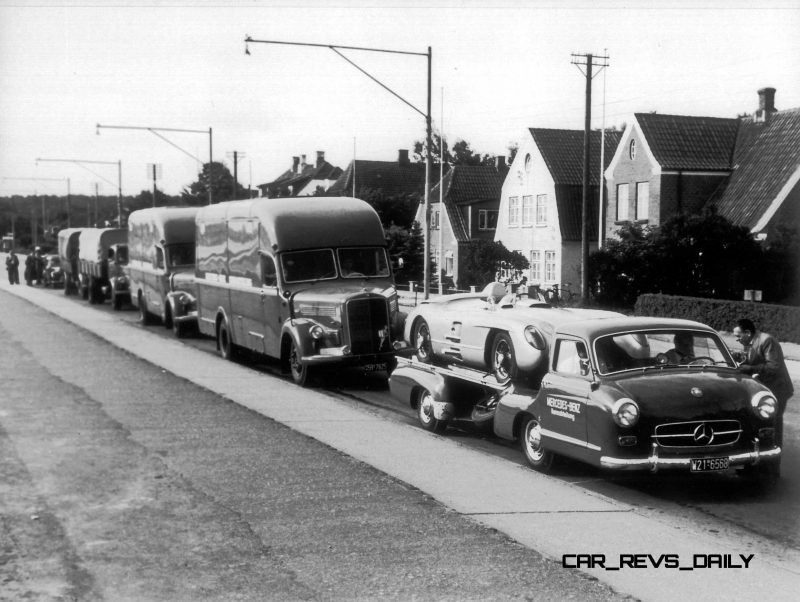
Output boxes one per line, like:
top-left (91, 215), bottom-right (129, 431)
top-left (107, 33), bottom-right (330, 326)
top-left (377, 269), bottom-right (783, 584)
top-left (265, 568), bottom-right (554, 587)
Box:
top-left (155, 247), bottom-right (165, 270)
top-left (554, 339), bottom-right (589, 376)
top-left (261, 254), bottom-right (277, 287)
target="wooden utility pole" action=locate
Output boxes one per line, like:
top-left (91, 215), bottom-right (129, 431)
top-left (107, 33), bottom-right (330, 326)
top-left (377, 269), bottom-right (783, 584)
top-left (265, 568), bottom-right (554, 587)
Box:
top-left (571, 52), bottom-right (609, 305)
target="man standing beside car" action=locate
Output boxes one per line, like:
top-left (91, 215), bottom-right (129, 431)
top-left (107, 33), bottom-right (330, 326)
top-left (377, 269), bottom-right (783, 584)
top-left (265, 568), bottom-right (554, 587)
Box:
top-left (733, 318), bottom-right (794, 447)
top-left (5, 250), bottom-right (20, 284)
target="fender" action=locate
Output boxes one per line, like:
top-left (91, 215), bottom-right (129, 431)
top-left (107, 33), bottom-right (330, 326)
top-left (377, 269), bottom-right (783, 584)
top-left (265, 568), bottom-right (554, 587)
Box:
top-left (214, 306), bottom-right (233, 345)
top-left (280, 318), bottom-right (318, 359)
top-left (166, 289), bottom-right (197, 320)
top-left (388, 361), bottom-right (448, 409)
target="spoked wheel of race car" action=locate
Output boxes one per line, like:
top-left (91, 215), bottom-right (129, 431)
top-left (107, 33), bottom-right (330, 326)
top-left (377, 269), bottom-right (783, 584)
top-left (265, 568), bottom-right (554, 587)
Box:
top-left (412, 319), bottom-right (433, 364)
top-left (491, 332), bottom-right (518, 384)
top-left (288, 338), bottom-right (311, 386)
top-left (520, 417), bottom-right (554, 472)
top-left (417, 389), bottom-right (446, 433)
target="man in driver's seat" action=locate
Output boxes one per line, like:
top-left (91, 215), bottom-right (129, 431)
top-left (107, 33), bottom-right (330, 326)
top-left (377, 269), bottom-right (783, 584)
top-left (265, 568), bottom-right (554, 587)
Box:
top-left (664, 332), bottom-right (695, 364)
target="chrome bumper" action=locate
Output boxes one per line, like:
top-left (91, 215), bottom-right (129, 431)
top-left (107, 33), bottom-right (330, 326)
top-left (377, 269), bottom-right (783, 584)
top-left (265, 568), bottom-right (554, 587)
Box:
top-left (600, 439), bottom-right (781, 472)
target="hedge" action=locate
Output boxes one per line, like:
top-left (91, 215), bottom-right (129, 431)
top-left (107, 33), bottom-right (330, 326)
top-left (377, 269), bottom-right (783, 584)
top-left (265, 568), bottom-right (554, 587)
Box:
top-left (634, 294), bottom-right (800, 344)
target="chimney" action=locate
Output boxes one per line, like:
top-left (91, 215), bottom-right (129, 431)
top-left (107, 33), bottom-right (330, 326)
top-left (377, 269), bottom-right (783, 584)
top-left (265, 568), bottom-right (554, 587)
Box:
top-left (398, 149), bottom-right (410, 166)
top-left (755, 87), bottom-right (777, 123)
top-left (316, 150), bottom-right (325, 168)
top-left (495, 156), bottom-right (506, 171)
top-left (300, 154), bottom-right (307, 169)
top-left (292, 156), bottom-right (299, 174)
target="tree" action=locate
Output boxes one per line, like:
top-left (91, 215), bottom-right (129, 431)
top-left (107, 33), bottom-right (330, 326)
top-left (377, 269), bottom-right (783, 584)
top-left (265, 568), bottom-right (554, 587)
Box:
top-left (412, 135), bottom-right (496, 166)
top-left (182, 162), bottom-right (247, 206)
top-left (356, 187), bottom-right (420, 230)
top-left (459, 239), bottom-right (529, 289)
top-left (386, 221), bottom-right (424, 285)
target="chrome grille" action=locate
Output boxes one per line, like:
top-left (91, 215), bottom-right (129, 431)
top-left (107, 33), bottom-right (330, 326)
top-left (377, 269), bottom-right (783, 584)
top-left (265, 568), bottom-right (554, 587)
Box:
top-left (346, 297), bottom-right (390, 355)
top-left (653, 419), bottom-right (742, 448)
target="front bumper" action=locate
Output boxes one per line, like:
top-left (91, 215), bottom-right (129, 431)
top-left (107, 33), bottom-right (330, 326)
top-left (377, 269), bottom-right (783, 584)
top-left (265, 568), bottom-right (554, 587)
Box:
top-left (302, 348), bottom-right (394, 367)
top-left (174, 310), bottom-right (198, 324)
top-left (600, 439), bottom-right (781, 472)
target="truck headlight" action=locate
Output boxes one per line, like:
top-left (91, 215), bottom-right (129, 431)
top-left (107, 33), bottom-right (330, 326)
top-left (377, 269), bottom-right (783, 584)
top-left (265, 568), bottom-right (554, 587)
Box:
top-left (523, 326), bottom-right (545, 350)
top-left (612, 398), bottom-right (640, 427)
top-left (310, 324), bottom-right (324, 339)
top-left (751, 391), bottom-right (777, 420)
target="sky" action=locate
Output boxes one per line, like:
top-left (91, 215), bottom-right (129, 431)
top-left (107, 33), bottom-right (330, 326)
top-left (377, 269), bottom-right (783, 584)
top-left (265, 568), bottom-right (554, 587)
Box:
top-left (1, 0), bottom-right (799, 198)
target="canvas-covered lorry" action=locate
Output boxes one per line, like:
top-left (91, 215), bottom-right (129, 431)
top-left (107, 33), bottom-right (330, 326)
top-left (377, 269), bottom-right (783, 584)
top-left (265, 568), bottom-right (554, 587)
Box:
top-left (126, 207), bottom-right (199, 336)
top-left (76, 228), bottom-right (128, 305)
top-left (194, 196), bottom-right (399, 385)
top-left (57, 227), bottom-right (84, 295)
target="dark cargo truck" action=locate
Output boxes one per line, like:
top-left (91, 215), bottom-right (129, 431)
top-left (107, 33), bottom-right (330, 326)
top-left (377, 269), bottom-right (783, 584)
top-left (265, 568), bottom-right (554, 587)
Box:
top-left (76, 228), bottom-right (128, 305)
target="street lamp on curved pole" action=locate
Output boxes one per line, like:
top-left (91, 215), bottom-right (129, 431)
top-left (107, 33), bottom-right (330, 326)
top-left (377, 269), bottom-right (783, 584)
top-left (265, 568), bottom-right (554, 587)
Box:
top-left (36, 157), bottom-right (123, 227)
top-left (96, 123), bottom-right (213, 205)
top-left (244, 35), bottom-right (434, 299)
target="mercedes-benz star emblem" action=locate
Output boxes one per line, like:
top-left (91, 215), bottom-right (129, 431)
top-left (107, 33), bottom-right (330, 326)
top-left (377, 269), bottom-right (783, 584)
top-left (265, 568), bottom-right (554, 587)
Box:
top-left (693, 422), bottom-right (715, 445)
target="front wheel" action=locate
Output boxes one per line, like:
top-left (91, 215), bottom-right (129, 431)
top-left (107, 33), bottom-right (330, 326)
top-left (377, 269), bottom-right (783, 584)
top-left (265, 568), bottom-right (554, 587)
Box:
top-left (417, 389), bottom-right (446, 433)
top-left (288, 338), bottom-right (311, 386)
top-left (217, 319), bottom-right (235, 361)
top-left (491, 332), bottom-right (518, 384)
top-left (138, 293), bottom-right (154, 325)
top-left (520, 417), bottom-right (554, 472)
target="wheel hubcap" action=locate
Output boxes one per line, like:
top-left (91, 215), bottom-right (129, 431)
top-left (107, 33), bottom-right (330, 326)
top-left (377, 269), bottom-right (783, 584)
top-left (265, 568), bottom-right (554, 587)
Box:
top-left (419, 393), bottom-right (434, 424)
top-left (495, 342), bottom-right (511, 378)
top-left (525, 421), bottom-right (544, 461)
top-left (416, 325), bottom-right (430, 358)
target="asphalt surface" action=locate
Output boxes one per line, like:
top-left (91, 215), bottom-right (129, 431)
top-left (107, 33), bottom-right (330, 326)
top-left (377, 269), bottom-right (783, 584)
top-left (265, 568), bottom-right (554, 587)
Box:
top-left (2, 269), bottom-right (800, 601)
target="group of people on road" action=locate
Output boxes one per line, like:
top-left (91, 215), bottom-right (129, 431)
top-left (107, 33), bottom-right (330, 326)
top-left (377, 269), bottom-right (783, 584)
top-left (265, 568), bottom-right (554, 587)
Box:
top-left (5, 247), bottom-right (45, 286)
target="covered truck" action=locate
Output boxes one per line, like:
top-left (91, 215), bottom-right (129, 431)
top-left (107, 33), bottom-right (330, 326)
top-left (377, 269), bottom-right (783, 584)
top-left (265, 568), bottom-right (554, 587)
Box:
top-left (76, 227), bottom-right (128, 305)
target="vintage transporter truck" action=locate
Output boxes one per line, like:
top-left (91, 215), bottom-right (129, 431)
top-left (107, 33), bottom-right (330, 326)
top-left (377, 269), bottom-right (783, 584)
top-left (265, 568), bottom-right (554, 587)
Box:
top-left (57, 227), bottom-right (85, 295)
top-left (390, 315), bottom-right (782, 482)
top-left (76, 227), bottom-right (129, 306)
top-left (126, 207), bottom-right (199, 337)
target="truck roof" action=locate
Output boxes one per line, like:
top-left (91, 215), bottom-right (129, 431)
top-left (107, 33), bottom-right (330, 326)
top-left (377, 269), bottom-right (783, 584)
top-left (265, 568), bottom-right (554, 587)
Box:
top-left (78, 228), bottom-right (128, 262)
top-left (128, 206), bottom-right (198, 243)
top-left (196, 197), bottom-right (386, 251)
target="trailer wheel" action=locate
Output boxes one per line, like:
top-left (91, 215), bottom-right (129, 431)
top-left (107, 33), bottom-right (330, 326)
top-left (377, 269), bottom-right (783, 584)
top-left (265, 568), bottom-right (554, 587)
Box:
top-left (520, 417), bottom-right (554, 473)
top-left (417, 389), bottom-right (447, 433)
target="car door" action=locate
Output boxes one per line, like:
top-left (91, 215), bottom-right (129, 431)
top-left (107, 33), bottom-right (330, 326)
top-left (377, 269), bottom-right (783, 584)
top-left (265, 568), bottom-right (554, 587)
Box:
top-left (538, 337), bottom-right (591, 452)
top-left (259, 252), bottom-right (283, 358)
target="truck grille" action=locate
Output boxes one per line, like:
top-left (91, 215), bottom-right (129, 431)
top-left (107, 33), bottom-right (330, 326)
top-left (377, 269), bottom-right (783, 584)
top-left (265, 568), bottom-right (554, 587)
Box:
top-left (346, 297), bottom-right (390, 355)
top-left (653, 419), bottom-right (742, 448)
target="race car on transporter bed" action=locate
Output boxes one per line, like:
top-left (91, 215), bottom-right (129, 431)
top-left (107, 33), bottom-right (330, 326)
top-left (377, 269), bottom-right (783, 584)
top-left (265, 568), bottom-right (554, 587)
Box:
top-left (403, 282), bottom-right (624, 385)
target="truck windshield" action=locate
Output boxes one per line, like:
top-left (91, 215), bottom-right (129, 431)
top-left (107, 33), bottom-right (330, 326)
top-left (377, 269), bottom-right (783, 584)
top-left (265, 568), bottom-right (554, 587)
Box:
top-left (337, 247), bottom-right (390, 278)
top-left (167, 243), bottom-right (195, 268)
top-left (281, 249), bottom-right (337, 283)
top-left (593, 330), bottom-right (735, 375)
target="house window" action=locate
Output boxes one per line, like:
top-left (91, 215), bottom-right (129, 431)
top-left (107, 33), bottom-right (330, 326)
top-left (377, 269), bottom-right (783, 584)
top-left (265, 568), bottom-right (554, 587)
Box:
top-left (431, 209), bottom-right (440, 229)
top-left (616, 184), bottom-right (630, 221)
top-left (530, 250), bottom-right (541, 283)
top-left (544, 250), bottom-right (557, 283)
top-left (478, 209), bottom-right (498, 230)
top-left (508, 196), bottom-right (520, 226)
top-left (636, 181), bottom-right (649, 221)
top-left (444, 251), bottom-right (454, 276)
top-left (536, 194), bottom-right (547, 225)
top-left (629, 139), bottom-right (636, 160)
top-left (522, 196), bottom-right (534, 226)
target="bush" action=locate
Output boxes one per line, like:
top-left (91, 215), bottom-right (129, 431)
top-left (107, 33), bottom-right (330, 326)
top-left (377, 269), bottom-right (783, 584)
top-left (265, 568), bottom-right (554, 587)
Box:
top-left (635, 293), bottom-right (800, 343)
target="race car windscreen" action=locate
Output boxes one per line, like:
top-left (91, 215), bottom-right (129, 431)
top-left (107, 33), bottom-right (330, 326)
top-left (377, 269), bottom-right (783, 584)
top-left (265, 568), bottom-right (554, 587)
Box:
top-left (593, 330), bottom-right (734, 374)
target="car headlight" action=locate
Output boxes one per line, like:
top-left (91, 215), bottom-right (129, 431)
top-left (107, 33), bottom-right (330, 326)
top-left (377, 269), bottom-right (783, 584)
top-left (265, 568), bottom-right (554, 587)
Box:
top-left (751, 390), bottom-right (777, 420)
top-left (310, 324), bottom-right (325, 339)
top-left (523, 326), bottom-right (545, 350)
top-left (612, 398), bottom-right (640, 427)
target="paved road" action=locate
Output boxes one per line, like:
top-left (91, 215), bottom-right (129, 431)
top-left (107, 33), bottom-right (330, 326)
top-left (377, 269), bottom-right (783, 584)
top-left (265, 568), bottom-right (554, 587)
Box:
top-left (2, 276), bottom-right (800, 601)
top-left (0, 289), bottom-right (625, 600)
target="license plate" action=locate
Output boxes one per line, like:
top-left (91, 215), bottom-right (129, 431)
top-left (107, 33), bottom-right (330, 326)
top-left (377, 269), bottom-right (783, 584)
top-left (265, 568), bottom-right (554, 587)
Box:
top-left (362, 363), bottom-right (387, 372)
top-left (690, 457), bottom-right (730, 472)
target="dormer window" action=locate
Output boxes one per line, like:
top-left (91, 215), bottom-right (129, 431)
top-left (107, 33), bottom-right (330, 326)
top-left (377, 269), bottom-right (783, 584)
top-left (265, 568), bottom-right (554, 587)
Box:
top-left (629, 139), bottom-right (636, 160)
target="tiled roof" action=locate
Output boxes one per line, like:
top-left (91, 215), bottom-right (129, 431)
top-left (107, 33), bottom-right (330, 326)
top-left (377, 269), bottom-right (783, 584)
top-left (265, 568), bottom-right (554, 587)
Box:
top-left (530, 128), bottom-right (621, 241)
top-left (261, 161), bottom-right (343, 196)
top-left (327, 160), bottom-right (427, 197)
top-left (635, 113), bottom-right (739, 171)
top-left (531, 128), bottom-right (622, 186)
top-left (712, 108), bottom-right (800, 229)
top-left (430, 164), bottom-right (506, 242)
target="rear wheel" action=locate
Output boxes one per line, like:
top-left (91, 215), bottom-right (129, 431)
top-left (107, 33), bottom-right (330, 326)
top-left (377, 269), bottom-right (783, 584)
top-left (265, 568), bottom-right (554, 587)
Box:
top-left (520, 417), bottom-right (554, 472)
top-left (217, 319), bottom-right (235, 361)
top-left (412, 319), bottom-right (433, 363)
top-left (138, 293), bottom-right (154, 325)
top-left (417, 389), bottom-right (447, 433)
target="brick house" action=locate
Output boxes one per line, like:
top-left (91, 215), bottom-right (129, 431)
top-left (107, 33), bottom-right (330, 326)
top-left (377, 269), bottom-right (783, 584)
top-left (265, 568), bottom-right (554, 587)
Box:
top-left (496, 128), bottom-right (621, 291)
top-left (258, 151), bottom-right (342, 198)
top-left (605, 88), bottom-right (799, 242)
top-left (414, 159), bottom-right (508, 289)
top-left (326, 149), bottom-right (427, 198)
